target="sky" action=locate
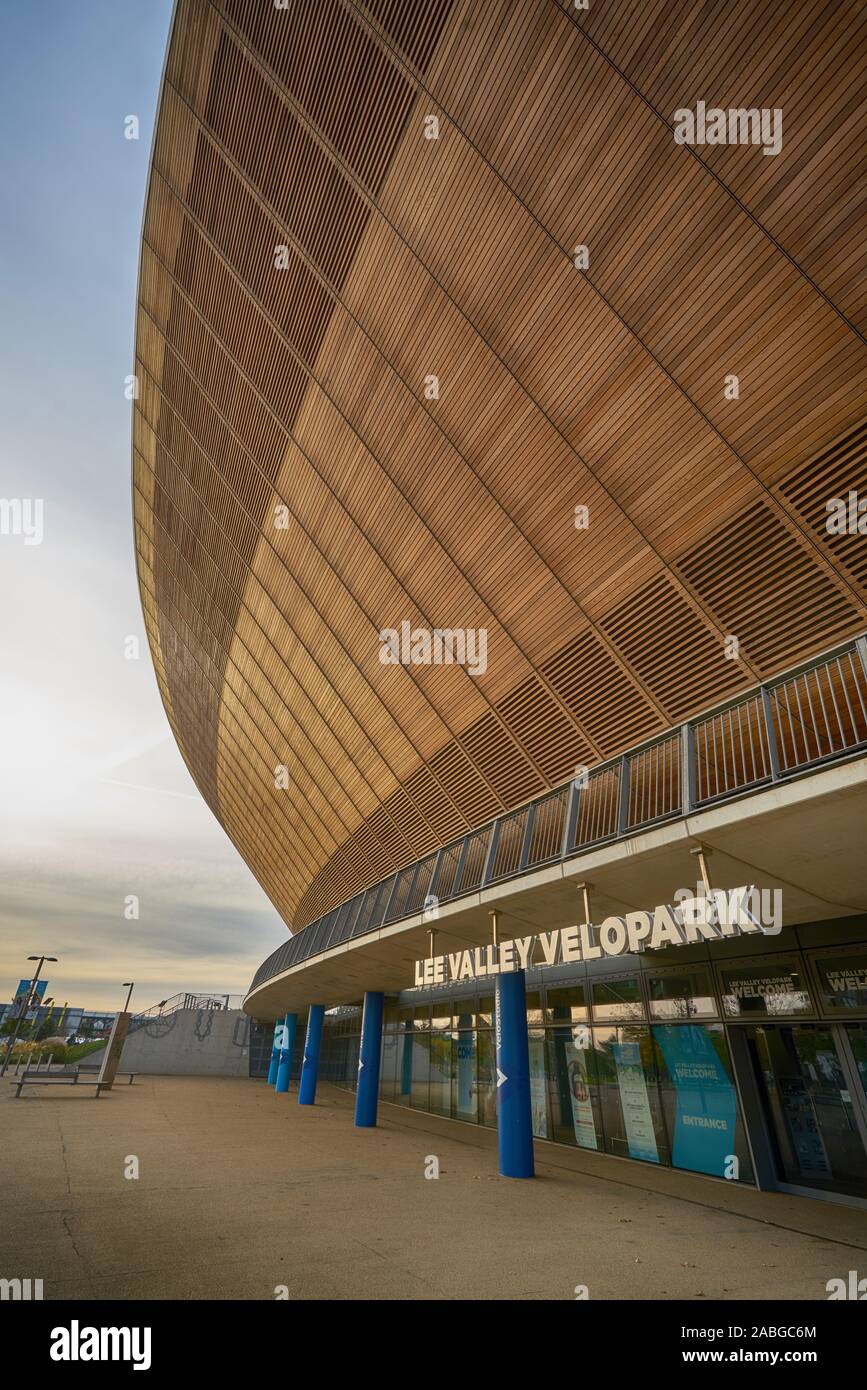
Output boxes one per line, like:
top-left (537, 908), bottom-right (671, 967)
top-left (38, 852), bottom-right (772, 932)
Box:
top-left (0, 1), bottom-right (287, 1013)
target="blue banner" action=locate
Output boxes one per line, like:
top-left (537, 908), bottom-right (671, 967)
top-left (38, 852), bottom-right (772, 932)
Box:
top-left (655, 1025), bottom-right (738, 1178)
top-left (13, 979), bottom-right (47, 1019)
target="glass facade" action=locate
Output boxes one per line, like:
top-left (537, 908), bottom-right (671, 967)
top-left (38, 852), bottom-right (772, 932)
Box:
top-left (648, 965), bottom-right (717, 1020)
top-left (376, 1001), bottom-right (498, 1126)
top-left (814, 954), bottom-right (867, 1013)
top-left (719, 955), bottom-right (813, 1018)
top-left (319, 1006), bottom-right (362, 1092)
top-left (319, 977), bottom-right (755, 1185)
top-left (848, 1023), bottom-right (867, 1105)
top-left (312, 936), bottom-right (867, 1202)
top-left (749, 1023), bottom-right (867, 1199)
top-left (248, 1018), bottom-right (274, 1079)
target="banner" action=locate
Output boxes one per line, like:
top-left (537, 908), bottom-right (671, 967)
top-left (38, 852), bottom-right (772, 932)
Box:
top-left (528, 1034), bottom-right (548, 1138)
top-left (13, 978), bottom-right (47, 1020)
top-left (779, 1081), bottom-right (832, 1178)
top-left (655, 1025), bottom-right (738, 1177)
top-left (612, 1041), bottom-right (659, 1163)
top-left (565, 1031), bottom-right (598, 1150)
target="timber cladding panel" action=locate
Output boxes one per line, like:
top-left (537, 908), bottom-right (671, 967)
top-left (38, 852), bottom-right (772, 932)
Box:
top-left (133, 0), bottom-right (867, 932)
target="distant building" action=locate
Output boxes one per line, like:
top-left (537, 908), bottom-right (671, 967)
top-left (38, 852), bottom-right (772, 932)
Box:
top-left (0, 1001), bottom-right (116, 1040)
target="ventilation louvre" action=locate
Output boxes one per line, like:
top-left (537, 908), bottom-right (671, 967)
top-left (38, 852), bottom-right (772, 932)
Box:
top-left (540, 630), bottom-right (661, 755)
top-left (777, 419), bottom-right (867, 596)
top-left (677, 501), bottom-right (861, 674)
top-left (599, 572), bottom-right (746, 722)
top-left (497, 674), bottom-right (593, 783)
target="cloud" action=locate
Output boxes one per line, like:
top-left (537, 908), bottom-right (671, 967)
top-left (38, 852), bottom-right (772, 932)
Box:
top-left (0, 0), bottom-right (287, 1016)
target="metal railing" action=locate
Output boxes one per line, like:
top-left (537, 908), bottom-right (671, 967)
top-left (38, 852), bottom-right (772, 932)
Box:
top-left (128, 991), bottom-right (243, 1032)
top-left (248, 636), bottom-right (867, 995)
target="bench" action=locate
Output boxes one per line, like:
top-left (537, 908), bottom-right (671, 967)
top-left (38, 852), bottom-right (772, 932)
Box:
top-left (11, 1077), bottom-right (102, 1098)
top-left (9, 1070), bottom-right (137, 1098)
top-left (74, 1066), bottom-right (137, 1080)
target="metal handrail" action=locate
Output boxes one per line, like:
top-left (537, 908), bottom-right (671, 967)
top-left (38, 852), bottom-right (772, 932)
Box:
top-left (128, 992), bottom-right (242, 1032)
top-left (247, 635), bottom-right (867, 996)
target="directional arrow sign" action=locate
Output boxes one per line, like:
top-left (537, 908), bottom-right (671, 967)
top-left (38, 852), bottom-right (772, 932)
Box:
top-left (496, 1067), bottom-right (508, 1088)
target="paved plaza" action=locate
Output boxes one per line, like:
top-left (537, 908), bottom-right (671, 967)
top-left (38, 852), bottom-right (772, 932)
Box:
top-left (2, 1077), bottom-right (866, 1301)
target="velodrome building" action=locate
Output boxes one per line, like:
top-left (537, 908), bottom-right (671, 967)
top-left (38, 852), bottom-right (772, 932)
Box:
top-left (134, 0), bottom-right (867, 1206)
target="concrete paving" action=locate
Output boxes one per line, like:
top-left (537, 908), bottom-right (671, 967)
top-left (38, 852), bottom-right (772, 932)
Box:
top-left (1, 1076), bottom-right (866, 1301)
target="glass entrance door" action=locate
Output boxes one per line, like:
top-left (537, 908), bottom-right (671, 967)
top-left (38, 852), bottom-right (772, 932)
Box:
top-left (747, 1023), bottom-right (867, 1200)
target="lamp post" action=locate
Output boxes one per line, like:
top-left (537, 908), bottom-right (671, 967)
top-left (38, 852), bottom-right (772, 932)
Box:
top-left (121, 982), bottom-right (135, 1013)
top-left (1, 955), bottom-right (58, 1077)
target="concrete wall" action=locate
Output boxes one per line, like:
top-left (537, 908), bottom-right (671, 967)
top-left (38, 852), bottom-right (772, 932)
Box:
top-left (90, 1007), bottom-right (252, 1077)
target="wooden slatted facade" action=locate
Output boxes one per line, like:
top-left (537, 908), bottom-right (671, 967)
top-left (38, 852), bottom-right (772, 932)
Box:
top-left (133, 0), bottom-right (867, 933)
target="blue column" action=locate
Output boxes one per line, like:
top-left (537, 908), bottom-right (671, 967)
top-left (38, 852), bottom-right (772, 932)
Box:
top-left (354, 992), bottom-right (384, 1127)
top-left (267, 1020), bottom-right (282, 1085)
top-left (275, 1012), bottom-right (297, 1094)
top-left (495, 970), bottom-right (534, 1178)
top-left (298, 1005), bottom-right (324, 1106)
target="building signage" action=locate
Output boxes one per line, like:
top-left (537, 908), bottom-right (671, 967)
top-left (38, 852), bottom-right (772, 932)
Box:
top-left (727, 974), bottom-right (796, 999)
top-left (413, 886), bottom-right (766, 987)
top-left (826, 967), bottom-right (867, 994)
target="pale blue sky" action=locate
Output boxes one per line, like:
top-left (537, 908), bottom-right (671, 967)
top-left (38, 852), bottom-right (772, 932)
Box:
top-left (0, 1), bottom-right (286, 1011)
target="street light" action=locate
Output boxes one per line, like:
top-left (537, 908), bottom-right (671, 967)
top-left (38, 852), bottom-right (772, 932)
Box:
top-left (121, 982), bottom-right (135, 1012)
top-left (0, 955), bottom-right (58, 1076)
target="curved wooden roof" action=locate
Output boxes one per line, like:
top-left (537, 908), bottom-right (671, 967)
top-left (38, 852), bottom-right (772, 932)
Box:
top-left (133, 0), bottom-right (867, 931)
